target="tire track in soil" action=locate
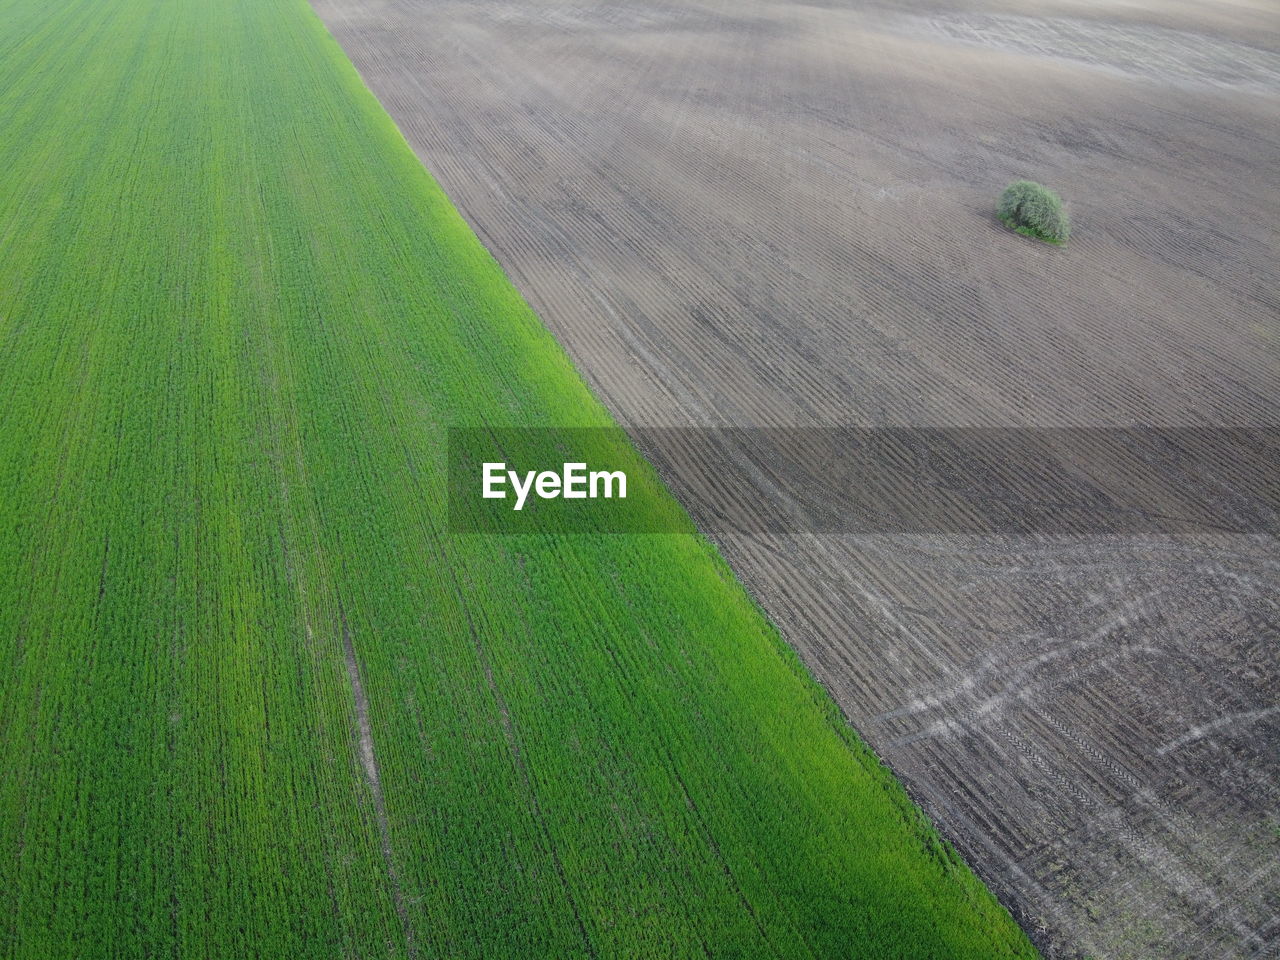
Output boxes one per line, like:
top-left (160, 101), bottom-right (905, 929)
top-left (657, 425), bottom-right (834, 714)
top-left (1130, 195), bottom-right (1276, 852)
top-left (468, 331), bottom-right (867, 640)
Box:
top-left (338, 601), bottom-right (418, 958)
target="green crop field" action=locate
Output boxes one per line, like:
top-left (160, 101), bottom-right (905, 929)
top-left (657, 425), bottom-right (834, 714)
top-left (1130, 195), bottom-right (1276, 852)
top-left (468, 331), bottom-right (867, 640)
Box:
top-left (0, 0), bottom-right (1036, 956)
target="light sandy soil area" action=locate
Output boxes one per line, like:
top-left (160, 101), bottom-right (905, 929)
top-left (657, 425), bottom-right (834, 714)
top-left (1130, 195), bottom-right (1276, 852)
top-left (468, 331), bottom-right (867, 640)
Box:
top-left (309, 0), bottom-right (1280, 954)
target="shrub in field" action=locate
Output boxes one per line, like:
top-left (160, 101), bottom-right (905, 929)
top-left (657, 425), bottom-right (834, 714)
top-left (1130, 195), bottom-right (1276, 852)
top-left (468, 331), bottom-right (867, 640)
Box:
top-left (998, 180), bottom-right (1070, 244)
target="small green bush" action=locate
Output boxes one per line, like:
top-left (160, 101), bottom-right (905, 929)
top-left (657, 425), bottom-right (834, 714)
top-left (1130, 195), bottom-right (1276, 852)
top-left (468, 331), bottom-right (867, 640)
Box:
top-left (998, 180), bottom-right (1070, 244)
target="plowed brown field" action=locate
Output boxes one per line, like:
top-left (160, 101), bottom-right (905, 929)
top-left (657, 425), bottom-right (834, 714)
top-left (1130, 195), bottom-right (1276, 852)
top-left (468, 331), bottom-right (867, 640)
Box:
top-left (309, 0), bottom-right (1280, 955)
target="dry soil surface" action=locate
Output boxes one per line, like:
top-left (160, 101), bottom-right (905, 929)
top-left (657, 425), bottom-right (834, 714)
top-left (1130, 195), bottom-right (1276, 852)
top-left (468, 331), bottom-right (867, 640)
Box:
top-left (309, 0), bottom-right (1280, 955)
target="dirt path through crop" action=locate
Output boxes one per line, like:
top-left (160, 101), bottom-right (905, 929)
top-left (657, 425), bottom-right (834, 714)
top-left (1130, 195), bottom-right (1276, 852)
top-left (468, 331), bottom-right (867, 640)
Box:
top-left (339, 603), bottom-right (417, 957)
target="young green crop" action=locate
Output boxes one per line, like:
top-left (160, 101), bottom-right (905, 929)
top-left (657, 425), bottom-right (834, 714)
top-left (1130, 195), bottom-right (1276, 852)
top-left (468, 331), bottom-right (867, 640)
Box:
top-left (0, 0), bottom-right (1038, 956)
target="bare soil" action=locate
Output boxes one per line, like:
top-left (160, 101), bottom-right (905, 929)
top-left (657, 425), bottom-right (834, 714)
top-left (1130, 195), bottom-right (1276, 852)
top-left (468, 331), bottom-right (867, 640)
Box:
top-left (309, 0), bottom-right (1280, 954)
